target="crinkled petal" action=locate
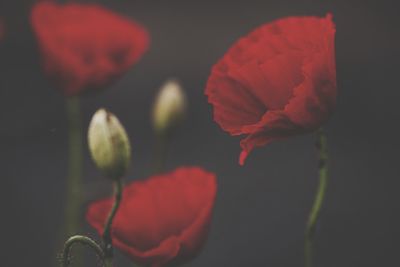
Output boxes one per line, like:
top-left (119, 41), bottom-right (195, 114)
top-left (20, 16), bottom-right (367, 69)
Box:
top-left (284, 51), bottom-right (336, 128)
top-left (206, 61), bottom-right (266, 134)
top-left (205, 14), bottom-right (336, 164)
top-left (238, 110), bottom-right (302, 165)
top-left (227, 52), bottom-right (304, 110)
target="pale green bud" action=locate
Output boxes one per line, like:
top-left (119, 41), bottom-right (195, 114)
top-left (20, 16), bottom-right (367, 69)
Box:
top-left (88, 109), bottom-right (131, 179)
top-left (152, 79), bottom-right (187, 134)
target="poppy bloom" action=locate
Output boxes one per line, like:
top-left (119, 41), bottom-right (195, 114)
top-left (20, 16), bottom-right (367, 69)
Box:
top-left (31, 2), bottom-right (149, 96)
top-left (205, 14), bottom-right (336, 165)
top-left (86, 167), bottom-right (217, 267)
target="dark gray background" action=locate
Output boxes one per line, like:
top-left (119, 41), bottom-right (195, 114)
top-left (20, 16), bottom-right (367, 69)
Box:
top-left (1, 0), bottom-right (399, 266)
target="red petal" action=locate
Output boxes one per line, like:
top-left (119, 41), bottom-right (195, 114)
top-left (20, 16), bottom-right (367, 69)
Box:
top-left (205, 14), bottom-right (336, 164)
top-left (238, 110), bottom-right (301, 164)
top-left (284, 51), bottom-right (336, 128)
top-left (206, 60), bottom-right (266, 135)
top-left (239, 150), bottom-right (249, 166)
top-left (30, 2), bottom-right (149, 95)
top-left (228, 53), bottom-right (304, 110)
top-left (271, 13), bottom-right (336, 55)
top-left (86, 167), bottom-right (217, 267)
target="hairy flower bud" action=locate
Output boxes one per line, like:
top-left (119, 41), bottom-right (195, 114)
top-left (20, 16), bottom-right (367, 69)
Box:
top-left (152, 79), bottom-right (186, 134)
top-left (88, 109), bottom-right (131, 179)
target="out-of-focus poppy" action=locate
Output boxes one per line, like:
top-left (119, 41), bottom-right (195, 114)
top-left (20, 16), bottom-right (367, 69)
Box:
top-left (31, 2), bottom-right (149, 95)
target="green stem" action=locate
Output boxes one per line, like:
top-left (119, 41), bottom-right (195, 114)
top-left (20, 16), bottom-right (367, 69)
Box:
top-left (62, 235), bottom-right (104, 267)
top-left (305, 129), bottom-right (329, 267)
top-left (102, 179), bottom-right (123, 266)
top-left (64, 96), bottom-right (83, 265)
top-left (104, 258), bottom-right (113, 267)
top-left (153, 131), bottom-right (168, 173)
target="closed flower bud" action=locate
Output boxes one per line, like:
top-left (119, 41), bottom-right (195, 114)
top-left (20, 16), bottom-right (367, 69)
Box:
top-left (152, 79), bottom-right (186, 134)
top-left (88, 109), bottom-right (131, 179)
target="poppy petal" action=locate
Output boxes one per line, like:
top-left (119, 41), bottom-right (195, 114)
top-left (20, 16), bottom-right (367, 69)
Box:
top-left (205, 14), bottom-right (336, 164)
top-left (31, 2), bottom-right (149, 95)
top-left (86, 167), bottom-right (217, 267)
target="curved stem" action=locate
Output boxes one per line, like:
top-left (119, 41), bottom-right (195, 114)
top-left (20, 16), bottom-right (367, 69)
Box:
top-left (305, 129), bottom-right (329, 267)
top-left (62, 235), bottom-right (104, 267)
top-left (64, 96), bottom-right (84, 265)
top-left (102, 179), bottom-right (123, 265)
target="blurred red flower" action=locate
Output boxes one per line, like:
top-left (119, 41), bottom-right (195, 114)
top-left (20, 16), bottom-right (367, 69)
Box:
top-left (31, 2), bottom-right (149, 96)
top-left (205, 14), bottom-right (336, 165)
top-left (86, 167), bottom-right (217, 267)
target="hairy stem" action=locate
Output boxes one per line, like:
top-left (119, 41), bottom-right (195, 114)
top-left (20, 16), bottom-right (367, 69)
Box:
top-left (62, 235), bottom-right (104, 267)
top-left (102, 179), bottom-right (123, 265)
top-left (305, 129), bottom-right (329, 267)
top-left (64, 96), bottom-right (84, 265)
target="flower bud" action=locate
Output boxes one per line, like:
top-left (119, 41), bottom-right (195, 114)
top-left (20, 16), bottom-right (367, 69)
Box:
top-left (88, 109), bottom-right (131, 179)
top-left (152, 79), bottom-right (186, 134)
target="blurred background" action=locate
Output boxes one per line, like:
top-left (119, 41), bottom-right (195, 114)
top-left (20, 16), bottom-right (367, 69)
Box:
top-left (1, 0), bottom-right (399, 266)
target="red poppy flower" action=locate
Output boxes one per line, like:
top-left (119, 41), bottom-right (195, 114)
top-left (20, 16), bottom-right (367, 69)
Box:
top-left (205, 14), bottom-right (336, 165)
top-left (31, 2), bottom-right (149, 96)
top-left (86, 167), bottom-right (217, 267)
